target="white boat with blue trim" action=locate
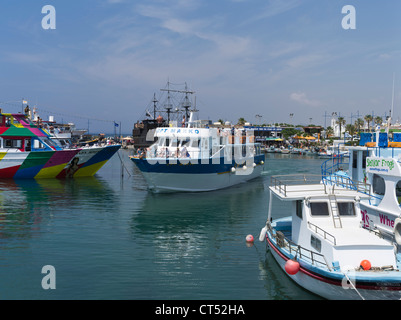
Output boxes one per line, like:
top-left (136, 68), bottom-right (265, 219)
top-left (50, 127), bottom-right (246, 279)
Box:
top-left (259, 174), bottom-right (401, 300)
top-left (130, 112), bottom-right (265, 192)
top-left (322, 130), bottom-right (401, 244)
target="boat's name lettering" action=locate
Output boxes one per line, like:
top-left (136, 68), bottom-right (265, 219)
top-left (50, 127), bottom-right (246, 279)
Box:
top-left (157, 128), bottom-right (200, 134)
top-left (366, 158), bottom-right (394, 171)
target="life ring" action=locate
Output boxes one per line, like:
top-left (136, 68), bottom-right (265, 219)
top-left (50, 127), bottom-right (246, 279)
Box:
top-left (394, 218), bottom-right (401, 245)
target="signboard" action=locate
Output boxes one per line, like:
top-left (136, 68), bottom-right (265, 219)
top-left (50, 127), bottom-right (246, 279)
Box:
top-left (366, 157), bottom-right (401, 176)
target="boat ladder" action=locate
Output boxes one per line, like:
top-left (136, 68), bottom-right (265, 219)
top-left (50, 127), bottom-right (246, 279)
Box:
top-left (328, 194), bottom-right (342, 228)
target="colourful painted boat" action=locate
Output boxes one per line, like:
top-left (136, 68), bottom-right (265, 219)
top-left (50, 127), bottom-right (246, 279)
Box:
top-left (0, 113), bottom-right (120, 179)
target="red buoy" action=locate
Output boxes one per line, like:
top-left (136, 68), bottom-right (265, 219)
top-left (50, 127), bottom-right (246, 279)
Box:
top-left (360, 260), bottom-right (371, 270)
top-left (285, 259), bottom-right (300, 275)
top-left (246, 234), bottom-right (254, 243)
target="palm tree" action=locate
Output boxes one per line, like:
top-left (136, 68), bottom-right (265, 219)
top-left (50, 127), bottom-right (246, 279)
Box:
top-left (237, 117), bottom-right (246, 126)
top-left (326, 126), bottom-right (334, 138)
top-left (364, 114), bottom-right (373, 132)
top-left (345, 124), bottom-right (356, 141)
top-left (336, 116), bottom-right (346, 138)
top-left (374, 116), bottom-right (383, 129)
top-left (354, 118), bottom-right (364, 134)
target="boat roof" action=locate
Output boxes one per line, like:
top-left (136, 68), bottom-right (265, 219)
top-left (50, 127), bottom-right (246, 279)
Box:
top-left (0, 113), bottom-right (49, 137)
top-left (269, 174), bottom-right (370, 201)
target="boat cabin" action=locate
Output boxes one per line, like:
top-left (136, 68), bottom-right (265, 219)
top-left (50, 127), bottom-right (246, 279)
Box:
top-left (268, 175), bottom-right (397, 272)
top-left (146, 126), bottom-right (261, 163)
top-left (0, 113), bottom-right (61, 152)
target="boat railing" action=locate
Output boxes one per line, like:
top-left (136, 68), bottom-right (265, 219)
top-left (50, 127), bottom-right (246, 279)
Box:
top-left (320, 155), bottom-right (372, 196)
top-left (270, 174), bottom-right (327, 197)
top-left (268, 223), bottom-right (332, 270)
top-left (307, 222), bottom-right (336, 245)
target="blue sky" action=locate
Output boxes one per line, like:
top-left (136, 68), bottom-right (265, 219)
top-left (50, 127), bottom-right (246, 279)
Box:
top-left (0, 0), bottom-right (400, 134)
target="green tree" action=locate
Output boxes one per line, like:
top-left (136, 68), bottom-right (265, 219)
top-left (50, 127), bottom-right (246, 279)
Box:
top-left (354, 118), bottom-right (364, 133)
top-left (345, 124), bottom-right (356, 141)
top-left (364, 114), bottom-right (373, 132)
top-left (326, 126), bottom-right (334, 138)
top-left (237, 117), bottom-right (246, 125)
top-left (374, 116), bottom-right (383, 128)
top-left (281, 128), bottom-right (301, 140)
top-left (336, 116), bottom-right (346, 138)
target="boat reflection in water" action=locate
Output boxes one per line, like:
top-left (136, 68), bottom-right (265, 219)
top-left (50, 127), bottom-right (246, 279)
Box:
top-left (0, 177), bottom-right (117, 239)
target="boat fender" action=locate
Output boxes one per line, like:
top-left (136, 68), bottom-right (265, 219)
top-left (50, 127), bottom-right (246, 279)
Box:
top-left (394, 218), bottom-right (401, 246)
top-left (242, 165), bottom-right (247, 170)
top-left (259, 226), bottom-right (267, 242)
top-left (360, 260), bottom-right (371, 270)
top-left (285, 259), bottom-right (300, 275)
top-left (253, 163), bottom-right (256, 167)
top-left (231, 167), bottom-right (236, 173)
top-left (260, 161), bottom-right (264, 165)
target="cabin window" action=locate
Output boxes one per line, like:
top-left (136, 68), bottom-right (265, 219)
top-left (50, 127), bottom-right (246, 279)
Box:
top-left (180, 139), bottom-right (190, 147)
top-left (33, 139), bottom-right (45, 149)
top-left (362, 151), bottom-right (367, 169)
top-left (4, 139), bottom-right (22, 148)
top-left (311, 235), bottom-right (321, 252)
top-left (296, 200), bottom-right (302, 219)
top-left (310, 202), bottom-right (330, 216)
top-left (396, 181), bottom-right (401, 205)
top-left (4, 139), bottom-right (12, 148)
top-left (352, 151), bottom-right (358, 169)
top-left (337, 202), bottom-right (355, 216)
top-left (191, 139), bottom-right (199, 148)
top-left (25, 139), bottom-right (31, 151)
top-left (372, 174), bottom-right (385, 196)
top-left (171, 139), bottom-right (178, 147)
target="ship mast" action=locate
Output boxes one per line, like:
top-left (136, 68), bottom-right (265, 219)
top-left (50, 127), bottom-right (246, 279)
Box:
top-left (160, 81), bottom-right (196, 126)
top-left (152, 93), bottom-right (158, 120)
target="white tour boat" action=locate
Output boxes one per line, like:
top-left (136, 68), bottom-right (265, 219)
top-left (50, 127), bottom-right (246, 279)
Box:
top-left (129, 113), bottom-right (265, 192)
top-left (321, 130), bottom-right (401, 242)
top-left (259, 174), bottom-right (401, 300)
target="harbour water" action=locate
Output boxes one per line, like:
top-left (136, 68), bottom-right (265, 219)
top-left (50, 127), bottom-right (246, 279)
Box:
top-left (0, 150), bottom-right (323, 300)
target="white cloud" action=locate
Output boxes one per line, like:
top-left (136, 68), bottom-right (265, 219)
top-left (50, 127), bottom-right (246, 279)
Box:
top-left (290, 92), bottom-right (323, 108)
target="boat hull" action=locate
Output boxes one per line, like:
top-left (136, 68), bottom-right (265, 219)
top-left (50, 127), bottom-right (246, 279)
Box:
top-left (0, 145), bottom-right (120, 179)
top-left (0, 149), bottom-right (80, 179)
top-left (266, 219), bottom-right (401, 300)
top-left (130, 154), bottom-right (265, 192)
top-left (57, 144), bottom-right (121, 178)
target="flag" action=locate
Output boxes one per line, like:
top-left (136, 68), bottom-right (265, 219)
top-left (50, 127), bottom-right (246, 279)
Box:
top-left (114, 122), bottom-right (119, 127)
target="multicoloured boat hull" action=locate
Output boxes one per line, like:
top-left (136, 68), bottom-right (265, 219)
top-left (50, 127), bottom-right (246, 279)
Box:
top-left (56, 144), bottom-right (121, 178)
top-left (0, 112), bottom-right (121, 179)
top-left (0, 149), bottom-right (80, 179)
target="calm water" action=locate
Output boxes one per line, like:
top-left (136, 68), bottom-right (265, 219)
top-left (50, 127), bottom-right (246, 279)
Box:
top-left (0, 150), bottom-right (324, 300)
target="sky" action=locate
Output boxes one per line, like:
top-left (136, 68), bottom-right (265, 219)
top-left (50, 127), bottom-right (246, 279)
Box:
top-left (0, 0), bottom-right (400, 134)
